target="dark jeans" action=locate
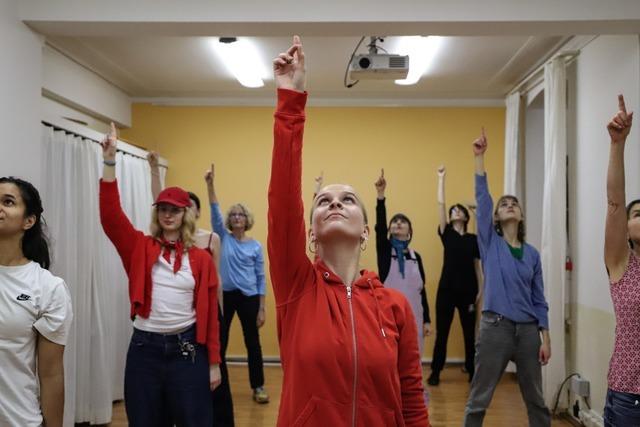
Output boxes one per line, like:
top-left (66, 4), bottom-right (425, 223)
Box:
top-left (124, 324), bottom-right (212, 427)
top-left (212, 307), bottom-right (235, 427)
top-left (431, 287), bottom-right (476, 375)
top-left (604, 389), bottom-right (640, 427)
top-left (222, 290), bottom-right (265, 389)
top-left (463, 312), bottom-right (550, 427)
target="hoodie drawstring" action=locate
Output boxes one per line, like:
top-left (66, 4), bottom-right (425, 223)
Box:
top-left (368, 279), bottom-right (387, 338)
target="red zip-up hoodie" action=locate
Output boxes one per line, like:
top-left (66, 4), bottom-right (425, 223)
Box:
top-left (99, 180), bottom-right (220, 364)
top-left (268, 89), bottom-right (429, 427)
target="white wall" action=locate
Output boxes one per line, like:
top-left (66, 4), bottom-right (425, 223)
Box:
top-left (0, 0), bottom-right (44, 186)
top-left (568, 34), bottom-right (640, 416)
top-left (42, 45), bottom-right (131, 127)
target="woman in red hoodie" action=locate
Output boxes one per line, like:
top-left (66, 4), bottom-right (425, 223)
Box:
top-left (99, 124), bottom-right (221, 427)
top-left (268, 36), bottom-right (429, 427)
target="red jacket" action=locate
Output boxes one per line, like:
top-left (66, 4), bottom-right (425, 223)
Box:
top-left (268, 89), bottom-right (429, 427)
top-left (99, 180), bottom-right (220, 364)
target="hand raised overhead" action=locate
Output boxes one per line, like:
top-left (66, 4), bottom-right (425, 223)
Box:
top-left (101, 122), bottom-right (118, 160)
top-left (437, 165), bottom-right (446, 178)
top-left (314, 171), bottom-right (324, 194)
top-left (147, 151), bottom-right (160, 168)
top-left (273, 35), bottom-right (306, 93)
top-left (204, 163), bottom-right (215, 186)
top-left (472, 127), bottom-right (488, 156)
top-left (608, 94), bottom-right (634, 143)
top-left (374, 168), bottom-right (386, 196)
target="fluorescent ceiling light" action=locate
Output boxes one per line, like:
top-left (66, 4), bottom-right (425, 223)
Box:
top-left (210, 37), bottom-right (268, 88)
top-left (394, 36), bottom-right (442, 86)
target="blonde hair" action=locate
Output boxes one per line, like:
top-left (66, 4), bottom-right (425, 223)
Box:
top-left (150, 207), bottom-right (197, 248)
top-left (225, 203), bottom-right (255, 231)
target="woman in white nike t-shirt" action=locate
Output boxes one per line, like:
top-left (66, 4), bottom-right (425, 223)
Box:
top-left (0, 176), bottom-right (73, 427)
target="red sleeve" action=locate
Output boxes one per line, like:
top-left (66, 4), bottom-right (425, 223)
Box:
top-left (396, 296), bottom-right (430, 426)
top-left (205, 256), bottom-right (221, 364)
top-left (267, 89), bottom-right (315, 305)
top-left (99, 179), bottom-right (144, 272)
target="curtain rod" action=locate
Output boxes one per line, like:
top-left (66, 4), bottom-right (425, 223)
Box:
top-left (41, 114), bottom-right (168, 168)
top-left (508, 35), bottom-right (598, 97)
top-left (508, 51), bottom-right (580, 97)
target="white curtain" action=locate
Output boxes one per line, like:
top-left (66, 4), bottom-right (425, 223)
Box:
top-left (40, 125), bottom-right (165, 426)
top-left (541, 57), bottom-right (567, 408)
top-left (504, 91), bottom-right (523, 197)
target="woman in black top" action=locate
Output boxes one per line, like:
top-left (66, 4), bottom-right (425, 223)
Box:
top-left (374, 169), bottom-right (431, 356)
top-left (428, 165), bottom-right (482, 386)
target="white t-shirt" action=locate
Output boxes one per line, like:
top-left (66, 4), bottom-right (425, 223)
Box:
top-left (0, 261), bottom-right (73, 427)
top-left (133, 252), bottom-right (196, 333)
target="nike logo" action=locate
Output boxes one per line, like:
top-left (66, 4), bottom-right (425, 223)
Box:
top-left (16, 294), bottom-right (31, 301)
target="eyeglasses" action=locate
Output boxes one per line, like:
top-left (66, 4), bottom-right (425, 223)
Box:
top-left (229, 212), bottom-right (246, 218)
top-left (157, 205), bottom-right (184, 216)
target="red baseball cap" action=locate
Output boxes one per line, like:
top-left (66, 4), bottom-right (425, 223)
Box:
top-left (153, 187), bottom-right (191, 208)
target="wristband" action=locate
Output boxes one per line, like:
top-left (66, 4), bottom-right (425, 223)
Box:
top-left (104, 159), bottom-right (116, 166)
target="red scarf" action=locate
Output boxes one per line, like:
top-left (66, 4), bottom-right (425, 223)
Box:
top-left (157, 237), bottom-right (184, 274)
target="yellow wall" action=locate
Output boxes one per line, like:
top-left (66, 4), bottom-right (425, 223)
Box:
top-left (122, 103), bottom-right (505, 361)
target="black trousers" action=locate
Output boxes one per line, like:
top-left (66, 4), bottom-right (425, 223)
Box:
top-left (431, 287), bottom-right (476, 375)
top-left (212, 307), bottom-right (235, 427)
top-left (221, 290), bottom-right (265, 390)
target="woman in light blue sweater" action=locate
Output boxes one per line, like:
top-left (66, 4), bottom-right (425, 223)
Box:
top-left (463, 129), bottom-right (551, 427)
top-left (205, 164), bottom-right (269, 405)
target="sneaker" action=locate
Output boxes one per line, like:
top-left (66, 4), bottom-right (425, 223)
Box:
top-left (427, 372), bottom-right (440, 386)
top-left (253, 386), bottom-right (270, 404)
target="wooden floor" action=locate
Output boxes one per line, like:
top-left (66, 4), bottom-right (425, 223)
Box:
top-left (108, 364), bottom-right (574, 426)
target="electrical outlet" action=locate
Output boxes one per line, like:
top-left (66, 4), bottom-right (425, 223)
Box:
top-left (570, 376), bottom-right (590, 397)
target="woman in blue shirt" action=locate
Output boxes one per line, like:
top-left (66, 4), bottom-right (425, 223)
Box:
top-left (463, 129), bottom-right (551, 427)
top-left (205, 164), bottom-right (269, 405)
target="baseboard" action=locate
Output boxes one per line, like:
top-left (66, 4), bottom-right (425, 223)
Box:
top-left (557, 412), bottom-right (582, 427)
top-left (225, 356), bottom-right (466, 366)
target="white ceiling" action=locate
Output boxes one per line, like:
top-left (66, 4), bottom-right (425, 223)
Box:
top-left (29, 0), bottom-right (640, 105)
top-left (47, 35), bottom-right (567, 103)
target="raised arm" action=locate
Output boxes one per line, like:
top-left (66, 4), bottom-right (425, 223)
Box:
top-left (437, 165), bottom-right (447, 234)
top-left (313, 171), bottom-right (324, 200)
top-left (147, 151), bottom-right (162, 201)
top-left (205, 164), bottom-right (227, 240)
top-left (472, 128), bottom-right (493, 251)
top-left (605, 95), bottom-right (634, 281)
top-left (205, 163), bottom-right (218, 205)
top-left (374, 168), bottom-right (390, 257)
top-left (99, 123), bottom-right (142, 269)
top-left (267, 36), bottom-right (314, 305)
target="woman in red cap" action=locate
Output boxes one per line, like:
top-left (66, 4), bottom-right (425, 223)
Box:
top-left (268, 36), bottom-right (429, 427)
top-left (99, 124), bottom-right (221, 427)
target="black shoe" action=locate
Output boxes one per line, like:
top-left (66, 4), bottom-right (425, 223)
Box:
top-left (427, 372), bottom-right (440, 386)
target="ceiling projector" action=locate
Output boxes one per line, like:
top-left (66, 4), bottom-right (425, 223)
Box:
top-left (349, 53), bottom-right (409, 80)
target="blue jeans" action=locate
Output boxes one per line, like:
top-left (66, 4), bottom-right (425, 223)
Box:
top-left (604, 389), bottom-right (640, 427)
top-left (124, 324), bottom-right (213, 427)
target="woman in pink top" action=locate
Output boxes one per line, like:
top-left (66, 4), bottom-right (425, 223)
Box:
top-left (604, 94), bottom-right (640, 426)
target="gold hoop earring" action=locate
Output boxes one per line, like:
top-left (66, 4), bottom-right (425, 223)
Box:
top-left (308, 240), bottom-right (317, 254)
top-left (360, 238), bottom-right (368, 252)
